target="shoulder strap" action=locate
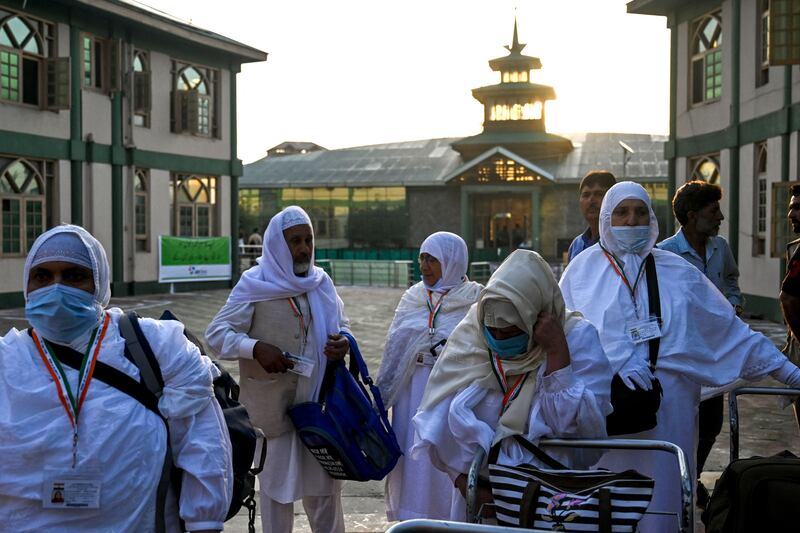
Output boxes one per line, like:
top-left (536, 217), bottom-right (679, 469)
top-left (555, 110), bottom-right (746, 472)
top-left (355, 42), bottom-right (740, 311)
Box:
top-left (645, 253), bottom-right (661, 369)
top-left (119, 311), bottom-right (164, 397)
top-left (488, 434), bottom-right (568, 470)
top-left (29, 329), bottom-right (161, 416)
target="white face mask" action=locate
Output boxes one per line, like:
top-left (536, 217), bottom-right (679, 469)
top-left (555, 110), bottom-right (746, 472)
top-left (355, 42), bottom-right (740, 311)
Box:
top-left (610, 226), bottom-right (651, 254)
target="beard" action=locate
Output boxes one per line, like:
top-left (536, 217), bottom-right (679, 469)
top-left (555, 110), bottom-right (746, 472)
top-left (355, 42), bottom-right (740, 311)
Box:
top-left (293, 261), bottom-right (311, 275)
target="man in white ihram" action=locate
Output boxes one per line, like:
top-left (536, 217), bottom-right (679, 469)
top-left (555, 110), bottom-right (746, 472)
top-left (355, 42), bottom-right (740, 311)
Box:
top-left (206, 205), bottom-right (351, 533)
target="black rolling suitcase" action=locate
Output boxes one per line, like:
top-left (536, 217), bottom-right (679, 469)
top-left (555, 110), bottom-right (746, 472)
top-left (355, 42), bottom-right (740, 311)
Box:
top-left (704, 387), bottom-right (800, 533)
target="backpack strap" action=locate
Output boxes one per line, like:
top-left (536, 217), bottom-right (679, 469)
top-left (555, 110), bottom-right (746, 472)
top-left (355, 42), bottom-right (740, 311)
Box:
top-left (488, 434), bottom-right (568, 470)
top-left (117, 312), bottom-right (172, 533)
top-left (644, 254), bottom-right (661, 370)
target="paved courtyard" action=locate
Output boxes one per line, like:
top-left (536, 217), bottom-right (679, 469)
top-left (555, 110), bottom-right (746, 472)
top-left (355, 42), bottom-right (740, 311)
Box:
top-left (1, 287), bottom-right (798, 532)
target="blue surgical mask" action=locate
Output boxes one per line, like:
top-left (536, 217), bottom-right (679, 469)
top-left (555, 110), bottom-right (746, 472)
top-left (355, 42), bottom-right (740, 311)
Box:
top-left (610, 226), bottom-right (651, 254)
top-left (26, 284), bottom-right (102, 344)
top-left (483, 325), bottom-right (530, 359)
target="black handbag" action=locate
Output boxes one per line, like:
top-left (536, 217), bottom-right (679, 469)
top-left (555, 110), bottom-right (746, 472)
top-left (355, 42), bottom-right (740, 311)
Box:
top-left (606, 253), bottom-right (664, 436)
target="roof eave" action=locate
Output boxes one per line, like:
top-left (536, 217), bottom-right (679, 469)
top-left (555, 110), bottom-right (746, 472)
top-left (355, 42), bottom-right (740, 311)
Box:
top-left (70, 0), bottom-right (268, 62)
top-left (626, 0), bottom-right (683, 16)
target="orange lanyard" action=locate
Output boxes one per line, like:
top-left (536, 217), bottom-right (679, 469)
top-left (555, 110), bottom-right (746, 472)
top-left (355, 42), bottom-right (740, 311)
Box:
top-left (33, 312), bottom-right (110, 468)
top-left (287, 297), bottom-right (309, 353)
top-left (425, 290), bottom-right (447, 336)
top-left (490, 352), bottom-right (528, 414)
top-left (601, 245), bottom-right (646, 318)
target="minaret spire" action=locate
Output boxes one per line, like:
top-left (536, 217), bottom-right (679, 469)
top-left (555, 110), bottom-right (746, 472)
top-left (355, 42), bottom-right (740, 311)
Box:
top-left (506, 17), bottom-right (526, 54)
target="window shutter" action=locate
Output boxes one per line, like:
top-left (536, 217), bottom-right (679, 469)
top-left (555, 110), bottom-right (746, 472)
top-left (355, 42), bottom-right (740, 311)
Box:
top-left (45, 57), bottom-right (70, 111)
top-left (134, 70), bottom-right (151, 113)
top-left (108, 39), bottom-right (121, 92)
top-left (186, 90), bottom-right (200, 134)
top-left (172, 90), bottom-right (185, 133)
top-left (770, 0), bottom-right (800, 65)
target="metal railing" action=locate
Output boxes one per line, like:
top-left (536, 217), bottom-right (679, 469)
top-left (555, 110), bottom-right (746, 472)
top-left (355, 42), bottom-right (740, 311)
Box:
top-left (317, 259), bottom-right (414, 288)
top-left (467, 438), bottom-right (693, 533)
top-left (387, 519), bottom-right (553, 532)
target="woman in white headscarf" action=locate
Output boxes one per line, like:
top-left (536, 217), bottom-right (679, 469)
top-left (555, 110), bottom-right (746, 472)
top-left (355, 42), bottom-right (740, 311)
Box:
top-left (411, 249), bottom-right (613, 521)
top-left (0, 225), bottom-right (232, 532)
top-left (559, 181), bottom-right (800, 533)
top-left (376, 231), bottom-right (482, 521)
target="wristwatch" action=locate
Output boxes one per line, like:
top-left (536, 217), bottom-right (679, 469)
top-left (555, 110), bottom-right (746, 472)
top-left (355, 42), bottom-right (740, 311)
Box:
top-left (734, 304), bottom-right (744, 317)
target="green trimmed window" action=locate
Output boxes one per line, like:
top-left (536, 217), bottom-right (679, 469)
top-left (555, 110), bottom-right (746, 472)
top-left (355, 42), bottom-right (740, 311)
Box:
top-left (171, 174), bottom-right (217, 237)
top-left (0, 158), bottom-right (48, 255)
top-left (691, 11), bottom-right (722, 105)
top-left (0, 10), bottom-right (60, 108)
top-left (689, 154), bottom-right (720, 185)
top-left (172, 62), bottom-right (219, 138)
top-left (134, 169), bottom-right (149, 252)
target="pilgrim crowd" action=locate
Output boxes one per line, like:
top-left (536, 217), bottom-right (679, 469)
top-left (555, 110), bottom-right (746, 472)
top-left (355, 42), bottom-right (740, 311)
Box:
top-left (2, 171), bottom-right (800, 533)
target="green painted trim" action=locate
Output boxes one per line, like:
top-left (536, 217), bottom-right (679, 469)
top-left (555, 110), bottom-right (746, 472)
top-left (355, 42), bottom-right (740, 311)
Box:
top-left (0, 290), bottom-right (24, 309)
top-left (742, 293), bottom-right (783, 323)
top-left (728, 0), bottom-right (740, 260)
top-left (111, 91), bottom-right (123, 286)
top-left (229, 68), bottom-right (240, 279)
top-left (70, 24), bottom-right (82, 225)
top-left (740, 109), bottom-right (790, 146)
top-left (133, 149), bottom-right (234, 175)
top-left (0, 130), bottom-right (70, 159)
top-left (666, 18), bottom-right (677, 236)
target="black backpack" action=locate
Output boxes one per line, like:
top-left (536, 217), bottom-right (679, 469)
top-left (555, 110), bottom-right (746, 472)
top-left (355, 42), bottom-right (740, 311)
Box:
top-left (703, 450), bottom-right (800, 533)
top-left (118, 310), bottom-right (266, 533)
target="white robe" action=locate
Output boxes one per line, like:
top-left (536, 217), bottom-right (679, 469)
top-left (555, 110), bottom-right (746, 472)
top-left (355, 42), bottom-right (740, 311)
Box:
top-left (377, 280), bottom-right (482, 521)
top-left (0, 308), bottom-right (232, 533)
top-left (205, 295), bottom-right (348, 503)
top-left (560, 245), bottom-right (796, 533)
top-left (411, 319), bottom-right (612, 521)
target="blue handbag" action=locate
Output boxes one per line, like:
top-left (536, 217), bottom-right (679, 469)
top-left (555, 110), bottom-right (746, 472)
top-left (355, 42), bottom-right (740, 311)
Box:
top-left (288, 331), bottom-right (402, 481)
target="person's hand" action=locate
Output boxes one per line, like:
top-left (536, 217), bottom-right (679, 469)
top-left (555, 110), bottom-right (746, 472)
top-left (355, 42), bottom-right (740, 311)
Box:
top-left (324, 334), bottom-right (349, 361)
top-left (253, 341), bottom-right (293, 373)
top-left (618, 358), bottom-right (655, 390)
top-left (533, 311), bottom-right (570, 375)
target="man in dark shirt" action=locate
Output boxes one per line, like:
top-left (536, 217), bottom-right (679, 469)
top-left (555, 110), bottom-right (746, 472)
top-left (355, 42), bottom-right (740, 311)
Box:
top-left (780, 184), bottom-right (800, 429)
top-left (567, 171), bottom-right (617, 263)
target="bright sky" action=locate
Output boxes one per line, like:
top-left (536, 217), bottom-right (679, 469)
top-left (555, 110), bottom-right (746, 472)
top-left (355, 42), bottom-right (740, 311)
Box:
top-left (141, 0), bottom-right (671, 163)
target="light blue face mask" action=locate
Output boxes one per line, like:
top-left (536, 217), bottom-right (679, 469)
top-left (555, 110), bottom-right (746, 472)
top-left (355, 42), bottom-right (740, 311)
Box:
top-left (26, 284), bottom-right (101, 344)
top-left (483, 325), bottom-right (530, 359)
top-left (610, 225), bottom-right (651, 254)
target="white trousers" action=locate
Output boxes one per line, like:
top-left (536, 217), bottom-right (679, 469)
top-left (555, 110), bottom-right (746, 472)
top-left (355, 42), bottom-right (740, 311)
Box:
top-left (259, 490), bottom-right (344, 533)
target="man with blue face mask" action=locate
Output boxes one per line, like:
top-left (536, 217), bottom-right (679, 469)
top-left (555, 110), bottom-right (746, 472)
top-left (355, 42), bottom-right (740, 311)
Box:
top-left (0, 224), bottom-right (232, 532)
top-left (560, 181), bottom-right (800, 533)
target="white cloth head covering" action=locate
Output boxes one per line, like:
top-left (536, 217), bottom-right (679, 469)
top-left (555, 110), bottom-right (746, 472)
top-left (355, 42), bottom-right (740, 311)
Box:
top-left (417, 250), bottom-right (582, 444)
top-left (419, 231), bottom-right (469, 293)
top-left (599, 181), bottom-right (659, 258)
top-left (24, 224), bottom-right (111, 307)
top-left (226, 206), bottom-right (343, 400)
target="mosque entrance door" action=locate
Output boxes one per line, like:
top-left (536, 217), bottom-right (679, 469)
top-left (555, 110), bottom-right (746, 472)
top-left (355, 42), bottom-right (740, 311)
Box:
top-left (471, 194), bottom-right (531, 253)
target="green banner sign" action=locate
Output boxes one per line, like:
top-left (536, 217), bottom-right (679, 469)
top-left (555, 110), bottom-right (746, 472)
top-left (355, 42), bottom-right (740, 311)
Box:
top-left (159, 236), bottom-right (231, 282)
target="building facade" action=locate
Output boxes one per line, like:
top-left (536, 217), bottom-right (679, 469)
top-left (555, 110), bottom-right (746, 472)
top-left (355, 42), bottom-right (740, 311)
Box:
top-left (241, 22), bottom-right (668, 263)
top-left (628, 0), bottom-right (797, 320)
top-left (0, 0), bottom-right (266, 306)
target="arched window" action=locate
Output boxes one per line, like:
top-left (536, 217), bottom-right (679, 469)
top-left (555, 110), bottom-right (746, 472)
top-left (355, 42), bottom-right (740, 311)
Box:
top-left (689, 154), bottom-right (720, 184)
top-left (133, 50), bottom-right (151, 127)
top-left (172, 62), bottom-right (217, 137)
top-left (134, 169), bottom-right (149, 251)
top-left (691, 11), bottom-right (722, 105)
top-left (0, 158), bottom-right (44, 254)
top-left (0, 12), bottom-right (51, 105)
top-left (171, 174), bottom-right (216, 237)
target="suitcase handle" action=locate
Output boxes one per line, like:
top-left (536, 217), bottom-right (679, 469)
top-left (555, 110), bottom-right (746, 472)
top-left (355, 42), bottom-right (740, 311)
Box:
top-left (729, 386), bottom-right (800, 461)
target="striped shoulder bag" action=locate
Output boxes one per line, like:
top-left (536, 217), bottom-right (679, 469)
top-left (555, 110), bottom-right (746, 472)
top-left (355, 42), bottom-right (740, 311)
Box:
top-left (488, 435), bottom-right (654, 532)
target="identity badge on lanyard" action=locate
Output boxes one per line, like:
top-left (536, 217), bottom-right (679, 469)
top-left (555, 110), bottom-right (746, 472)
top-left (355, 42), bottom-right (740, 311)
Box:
top-left (489, 352), bottom-right (529, 415)
top-left (426, 290), bottom-right (446, 337)
top-left (287, 297), bottom-right (310, 355)
top-left (627, 317), bottom-right (662, 344)
top-left (34, 313), bottom-right (109, 509)
top-left (33, 313), bottom-right (109, 470)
